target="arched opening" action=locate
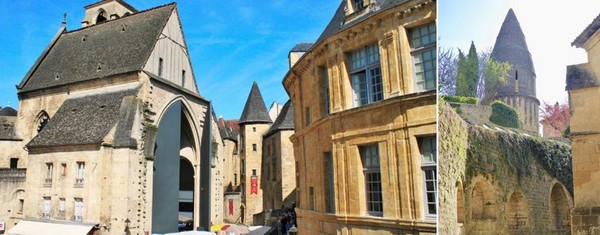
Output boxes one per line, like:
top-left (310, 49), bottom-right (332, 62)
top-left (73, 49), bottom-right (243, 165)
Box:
top-left (456, 181), bottom-right (465, 223)
top-left (470, 181), bottom-right (496, 220)
top-left (35, 111), bottom-right (50, 134)
top-left (152, 100), bottom-right (199, 233)
top-left (96, 9), bottom-right (107, 24)
top-left (506, 192), bottom-right (528, 230)
top-left (179, 158), bottom-right (195, 231)
top-left (550, 183), bottom-right (570, 230)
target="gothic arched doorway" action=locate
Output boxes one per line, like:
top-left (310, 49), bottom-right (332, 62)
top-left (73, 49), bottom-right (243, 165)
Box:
top-left (152, 100), bottom-right (198, 233)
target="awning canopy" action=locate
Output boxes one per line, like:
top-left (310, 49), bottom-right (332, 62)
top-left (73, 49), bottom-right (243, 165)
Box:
top-left (7, 219), bottom-right (98, 235)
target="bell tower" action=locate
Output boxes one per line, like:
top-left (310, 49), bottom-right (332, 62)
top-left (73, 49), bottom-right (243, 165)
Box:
top-left (81, 0), bottom-right (137, 27)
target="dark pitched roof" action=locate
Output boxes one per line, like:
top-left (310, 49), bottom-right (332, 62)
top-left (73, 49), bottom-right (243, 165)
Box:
top-left (18, 3), bottom-right (175, 93)
top-left (0, 116), bottom-right (20, 141)
top-left (290, 43), bottom-right (314, 52)
top-left (264, 100), bottom-right (294, 137)
top-left (27, 87), bottom-right (140, 148)
top-left (316, 0), bottom-right (408, 44)
top-left (490, 9), bottom-right (535, 75)
top-left (217, 118), bottom-right (239, 141)
top-left (0, 107), bottom-right (18, 116)
top-left (573, 12), bottom-right (600, 47)
top-left (239, 82), bottom-right (272, 125)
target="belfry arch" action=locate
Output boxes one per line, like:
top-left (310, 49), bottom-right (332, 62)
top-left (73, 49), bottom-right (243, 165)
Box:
top-left (151, 100), bottom-right (201, 233)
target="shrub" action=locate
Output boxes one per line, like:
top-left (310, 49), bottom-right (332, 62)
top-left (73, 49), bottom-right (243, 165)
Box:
top-left (442, 96), bottom-right (478, 105)
top-left (489, 100), bottom-right (520, 128)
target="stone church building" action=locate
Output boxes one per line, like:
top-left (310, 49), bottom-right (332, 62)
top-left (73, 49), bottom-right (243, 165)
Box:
top-left (0, 0), bottom-right (225, 234)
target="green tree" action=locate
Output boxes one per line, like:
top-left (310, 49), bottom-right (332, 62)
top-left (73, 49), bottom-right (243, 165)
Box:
top-left (455, 41), bottom-right (479, 97)
top-left (482, 59), bottom-right (511, 104)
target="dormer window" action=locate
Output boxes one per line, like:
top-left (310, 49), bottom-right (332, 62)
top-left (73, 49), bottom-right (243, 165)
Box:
top-left (96, 9), bottom-right (107, 24)
top-left (352, 0), bottom-right (365, 11)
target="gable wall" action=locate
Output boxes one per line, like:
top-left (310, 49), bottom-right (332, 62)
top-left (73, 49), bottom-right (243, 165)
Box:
top-left (143, 10), bottom-right (198, 94)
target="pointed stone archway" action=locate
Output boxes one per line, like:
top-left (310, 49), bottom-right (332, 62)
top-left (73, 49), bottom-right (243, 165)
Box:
top-left (151, 100), bottom-right (200, 233)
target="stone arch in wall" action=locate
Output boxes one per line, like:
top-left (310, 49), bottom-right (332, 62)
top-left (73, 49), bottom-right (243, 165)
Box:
top-left (470, 180), bottom-right (496, 220)
top-left (152, 99), bottom-right (200, 233)
top-left (96, 8), bottom-right (107, 24)
top-left (550, 183), bottom-right (571, 230)
top-left (34, 110), bottom-right (50, 135)
top-left (456, 181), bottom-right (465, 223)
top-left (506, 191), bottom-right (528, 230)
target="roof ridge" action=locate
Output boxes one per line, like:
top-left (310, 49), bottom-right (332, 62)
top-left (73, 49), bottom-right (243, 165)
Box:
top-left (65, 2), bottom-right (176, 34)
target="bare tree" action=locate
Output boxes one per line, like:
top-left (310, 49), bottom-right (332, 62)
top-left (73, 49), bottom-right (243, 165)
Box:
top-left (439, 47), bottom-right (457, 96)
top-left (476, 48), bottom-right (491, 99)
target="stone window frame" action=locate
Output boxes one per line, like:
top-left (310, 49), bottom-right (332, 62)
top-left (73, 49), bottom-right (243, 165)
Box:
top-left (44, 162), bottom-right (54, 186)
top-left (74, 198), bottom-right (84, 222)
top-left (409, 22), bottom-right (437, 92)
top-left (418, 135), bottom-right (437, 219)
top-left (359, 143), bottom-right (383, 216)
top-left (323, 151), bottom-right (335, 214)
top-left (348, 43), bottom-right (383, 107)
top-left (318, 65), bottom-right (331, 116)
top-left (75, 162), bottom-right (85, 187)
top-left (43, 196), bottom-right (52, 218)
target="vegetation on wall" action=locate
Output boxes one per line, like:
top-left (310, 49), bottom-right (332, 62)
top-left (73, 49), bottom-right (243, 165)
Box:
top-left (489, 100), bottom-right (520, 128)
top-left (465, 125), bottom-right (573, 194)
top-left (441, 95), bottom-right (479, 105)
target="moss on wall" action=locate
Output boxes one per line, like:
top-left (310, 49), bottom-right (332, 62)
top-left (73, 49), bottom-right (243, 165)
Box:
top-left (466, 123), bottom-right (572, 194)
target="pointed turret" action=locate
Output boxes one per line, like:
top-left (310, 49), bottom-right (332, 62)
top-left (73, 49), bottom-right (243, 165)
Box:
top-left (239, 82), bottom-right (272, 125)
top-left (490, 8), bottom-right (540, 133)
top-left (491, 8), bottom-right (536, 97)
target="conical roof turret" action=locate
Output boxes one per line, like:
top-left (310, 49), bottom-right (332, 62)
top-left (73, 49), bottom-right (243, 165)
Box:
top-left (239, 81), bottom-right (272, 125)
top-left (490, 8), bottom-right (536, 97)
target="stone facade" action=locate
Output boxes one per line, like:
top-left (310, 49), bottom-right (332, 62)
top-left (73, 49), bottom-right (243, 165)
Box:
top-left (261, 101), bottom-right (296, 217)
top-left (283, 0), bottom-right (437, 234)
top-left (439, 102), bottom-right (573, 235)
top-left (0, 1), bottom-right (224, 234)
top-left (567, 12), bottom-right (600, 235)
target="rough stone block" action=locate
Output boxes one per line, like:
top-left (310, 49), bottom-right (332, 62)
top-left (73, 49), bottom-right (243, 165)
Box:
top-left (583, 215), bottom-right (599, 226)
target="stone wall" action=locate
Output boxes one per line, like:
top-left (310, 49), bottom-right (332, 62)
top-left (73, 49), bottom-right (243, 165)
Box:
top-left (0, 169), bottom-right (26, 232)
top-left (439, 102), bottom-right (573, 235)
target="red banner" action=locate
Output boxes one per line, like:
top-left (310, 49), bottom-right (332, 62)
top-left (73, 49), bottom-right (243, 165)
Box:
top-left (228, 199), bottom-right (234, 216)
top-left (251, 176), bottom-right (258, 195)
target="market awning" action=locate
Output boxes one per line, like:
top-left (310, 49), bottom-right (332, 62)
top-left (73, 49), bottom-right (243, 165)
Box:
top-left (7, 219), bottom-right (98, 235)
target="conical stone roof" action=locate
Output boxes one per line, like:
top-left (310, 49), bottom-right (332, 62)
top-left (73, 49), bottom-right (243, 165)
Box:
top-left (239, 82), bottom-right (272, 125)
top-left (490, 8), bottom-right (536, 98)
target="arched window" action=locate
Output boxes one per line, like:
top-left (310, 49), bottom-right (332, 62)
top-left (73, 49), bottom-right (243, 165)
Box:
top-left (506, 192), bottom-right (528, 230)
top-left (36, 111), bottom-right (50, 133)
top-left (96, 9), bottom-right (107, 24)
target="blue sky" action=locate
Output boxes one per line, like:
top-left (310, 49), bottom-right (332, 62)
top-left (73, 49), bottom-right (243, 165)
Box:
top-left (439, 0), bottom-right (600, 106)
top-left (0, 1), bottom-right (340, 119)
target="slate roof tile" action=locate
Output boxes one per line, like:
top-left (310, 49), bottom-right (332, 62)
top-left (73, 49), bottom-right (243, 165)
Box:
top-left (18, 3), bottom-right (175, 93)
